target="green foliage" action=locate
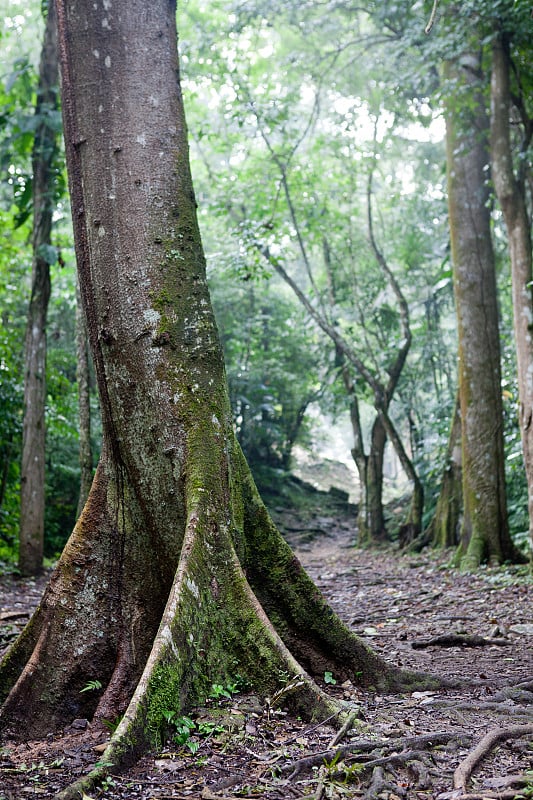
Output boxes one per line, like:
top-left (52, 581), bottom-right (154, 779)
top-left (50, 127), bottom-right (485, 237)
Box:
top-left (210, 265), bottom-right (327, 480)
top-left (162, 711), bottom-right (225, 755)
top-left (0, 216), bottom-right (96, 562)
top-left (207, 679), bottom-right (242, 702)
top-left (0, 213), bottom-right (29, 555)
top-left (79, 679), bottom-right (103, 693)
top-left (183, 0), bottom-right (456, 528)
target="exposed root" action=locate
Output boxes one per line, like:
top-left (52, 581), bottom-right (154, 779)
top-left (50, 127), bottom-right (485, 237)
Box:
top-left (412, 634), bottom-right (511, 649)
top-left (365, 766), bottom-right (404, 799)
top-left (424, 698), bottom-right (533, 719)
top-left (280, 730), bottom-right (472, 779)
top-left (453, 723), bottom-right (533, 791)
top-left (51, 494), bottom-right (356, 799)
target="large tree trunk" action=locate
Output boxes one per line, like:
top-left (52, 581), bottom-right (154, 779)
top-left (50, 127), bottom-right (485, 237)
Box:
top-left (18, 3), bottom-right (59, 576)
top-left (490, 31), bottom-right (533, 552)
top-left (445, 49), bottom-right (522, 569)
top-left (0, 3), bottom-right (433, 797)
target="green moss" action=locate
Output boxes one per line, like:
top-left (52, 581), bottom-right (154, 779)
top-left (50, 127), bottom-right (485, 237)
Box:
top-left (146, 661), bottom-right (186, 748)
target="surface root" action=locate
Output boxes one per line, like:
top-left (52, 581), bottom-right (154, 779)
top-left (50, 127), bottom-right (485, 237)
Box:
top-left (453, 723), bottom-right (533, 791)
top-left (411, 634), bottom-right (511, 649)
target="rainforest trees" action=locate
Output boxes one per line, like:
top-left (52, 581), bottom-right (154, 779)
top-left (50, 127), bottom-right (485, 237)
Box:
top-left (0, 2), bottom-right (431, 797)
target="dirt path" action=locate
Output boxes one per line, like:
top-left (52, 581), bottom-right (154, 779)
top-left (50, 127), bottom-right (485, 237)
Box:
top-left (1, 489), bottom-right (532, 799)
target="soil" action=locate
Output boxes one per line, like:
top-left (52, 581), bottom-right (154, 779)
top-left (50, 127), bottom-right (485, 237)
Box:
top-left (1, 482), bottom-right (532, 800)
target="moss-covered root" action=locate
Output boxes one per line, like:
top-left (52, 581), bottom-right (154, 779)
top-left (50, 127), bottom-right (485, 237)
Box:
top-left (51, 528), bottom-right (443, 800)
top-left (234, 448), bottom-right (440, 695)
top-left (53, 500), bottom-right (353, 800)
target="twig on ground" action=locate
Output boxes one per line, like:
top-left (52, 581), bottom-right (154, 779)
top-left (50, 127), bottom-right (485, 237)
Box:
top-left (453, 723), bottom-right (533, 791)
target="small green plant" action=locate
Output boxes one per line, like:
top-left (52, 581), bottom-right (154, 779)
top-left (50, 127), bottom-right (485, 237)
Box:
top-left (206, 677), bottom-right (244, 704)
top-left (163, 711), bottom-right (199, 753)
top-left (102, 715), bottom-right (123, 733)
top-left (163, 710), bottom-right (228, 755)
top-left (80, 679), bottom-right (102, 694)
top-left (324, 671), bottom-right (337, 685)
top-left (197, 720), bottom-right (225, 737)
top-left (516, 770), bottom-right (533, 799)
top-left (209, 683), bottom-right (232, 701)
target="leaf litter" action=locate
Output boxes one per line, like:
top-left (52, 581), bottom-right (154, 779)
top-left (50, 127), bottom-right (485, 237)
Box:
top-left (0, 487), bottom-right (531, 799)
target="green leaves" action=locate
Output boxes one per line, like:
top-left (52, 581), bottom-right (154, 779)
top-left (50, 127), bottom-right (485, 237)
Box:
top-left (80, 679), bottom-right (103, 693)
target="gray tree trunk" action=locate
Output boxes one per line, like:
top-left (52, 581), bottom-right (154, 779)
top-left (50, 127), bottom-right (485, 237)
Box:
top-left (445, 49), bottom-right (522, 568)
top-left (490, 31), bottom-right (533, 553)
top-left (18, 2), bottom-right (59, 576)
top-left (425, 395), bottom-right (462, 549)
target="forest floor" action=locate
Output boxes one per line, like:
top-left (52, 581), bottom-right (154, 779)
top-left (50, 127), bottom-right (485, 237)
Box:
top-left (1, 479), bottom-right (532, 800)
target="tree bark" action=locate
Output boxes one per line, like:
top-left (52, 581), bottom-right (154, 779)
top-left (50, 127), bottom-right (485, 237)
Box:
top-left (490, 31), bottom-right (533, 552)
top-left (18, 2), bottom-right (59, 576)
top-left (445, 48), bottom-right (522, 568)
top-left (0, 3), bottom-right (434, 796)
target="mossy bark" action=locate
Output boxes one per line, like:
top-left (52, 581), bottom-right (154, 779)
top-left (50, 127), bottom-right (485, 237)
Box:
top-left (0, 3), bottom-right (437, 797)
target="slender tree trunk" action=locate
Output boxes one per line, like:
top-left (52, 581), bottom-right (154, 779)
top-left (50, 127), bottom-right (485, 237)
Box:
top-left (76, 280), bottom-right (93, 517)
top-left (365, 415), bottom-right (387, 542)
top-left (282, 400), bottom-right (309, 470)
top-left (445, 49), bottom-right (522, 568)
top-left (425, 395), bottom-right (462, 549)
top-left (0, 5), bottom-right (434, 797)
top-left (18, 3), bottom-right (58, 576)
top-left (490, 31), bottom-right (533, 552)
top-left (0, 439), bottom-right (14, 514)
top-left (339, 353), bottom-right (387, 543)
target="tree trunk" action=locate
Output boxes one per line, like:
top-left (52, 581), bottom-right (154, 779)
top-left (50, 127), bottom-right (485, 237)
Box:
top-left (490, 31), bottom-right (533, 552)
top-left (365, 415), bottom-right (387, 542)
top-left (445, 49), bottom-right (522, 568)
top-left (75, 280), bottom-right (93, 517)
top-left (425, 395), bottom-right (462, 549)
top-left (0, 3), bottom-right (434, 796)
top-left (339, 354), bottom-right (387, 544)
top-left (18, 3), bottom-right (59, 576)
